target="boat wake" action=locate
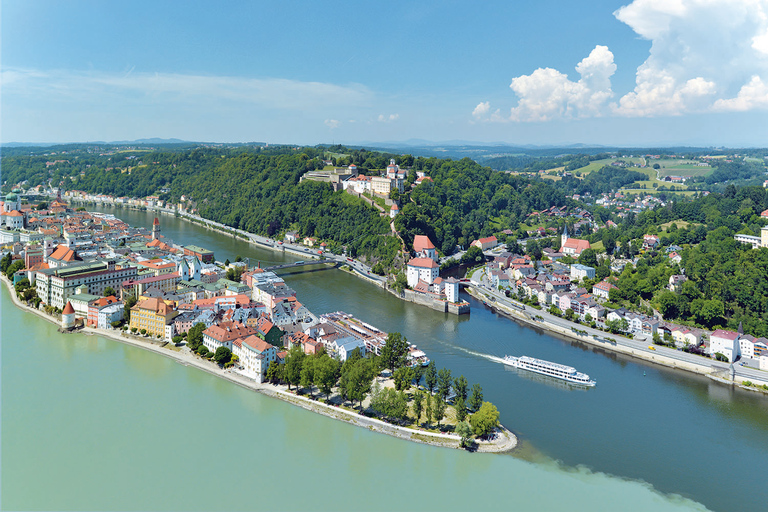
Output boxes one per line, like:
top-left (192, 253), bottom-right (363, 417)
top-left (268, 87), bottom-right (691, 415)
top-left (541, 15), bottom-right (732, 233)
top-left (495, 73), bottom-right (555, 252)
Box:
top-left (450, 345), bottom-right (508, 365)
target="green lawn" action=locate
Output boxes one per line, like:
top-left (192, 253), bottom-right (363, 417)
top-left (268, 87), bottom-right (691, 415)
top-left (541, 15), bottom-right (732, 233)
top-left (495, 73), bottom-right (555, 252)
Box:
top-left (659, 219), bottom-right (702, 230)
top-left (571, 157), bottom-right (646, 175)
top-left (620, 188), bottom-right (698, 197)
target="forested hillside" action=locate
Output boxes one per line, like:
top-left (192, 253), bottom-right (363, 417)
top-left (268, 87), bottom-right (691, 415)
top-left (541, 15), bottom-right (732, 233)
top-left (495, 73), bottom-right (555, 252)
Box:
top-left (395, 157), bottom-right (569, 254)
top-left (584, 186), bottom-right (768, 336)
top-left (3, 146), bottom-right (570, 267)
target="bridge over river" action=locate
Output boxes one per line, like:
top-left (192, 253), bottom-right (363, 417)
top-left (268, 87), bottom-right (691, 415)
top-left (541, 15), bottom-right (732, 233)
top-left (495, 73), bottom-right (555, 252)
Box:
top-left (262, 258), bottom-right (339, 272)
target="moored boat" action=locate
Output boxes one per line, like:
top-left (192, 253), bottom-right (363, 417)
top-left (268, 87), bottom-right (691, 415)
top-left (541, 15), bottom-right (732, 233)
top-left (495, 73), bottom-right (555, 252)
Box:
top-left (503, 355), bottom-right (596, 386)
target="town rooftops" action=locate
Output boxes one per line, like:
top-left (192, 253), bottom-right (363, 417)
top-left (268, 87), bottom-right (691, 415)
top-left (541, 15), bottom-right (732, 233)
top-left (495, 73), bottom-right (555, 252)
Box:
top-left (204, 322), bottom-right (256, 342)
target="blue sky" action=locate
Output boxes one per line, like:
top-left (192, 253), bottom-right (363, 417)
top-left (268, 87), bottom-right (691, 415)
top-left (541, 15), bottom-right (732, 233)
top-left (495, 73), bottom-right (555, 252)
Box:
top-left (2, 0), bottom-right (767, 146)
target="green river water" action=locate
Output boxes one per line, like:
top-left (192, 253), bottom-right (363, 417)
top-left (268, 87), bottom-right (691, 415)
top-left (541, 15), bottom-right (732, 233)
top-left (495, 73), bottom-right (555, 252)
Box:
top-left (3, 206), bottom-right (767, 511)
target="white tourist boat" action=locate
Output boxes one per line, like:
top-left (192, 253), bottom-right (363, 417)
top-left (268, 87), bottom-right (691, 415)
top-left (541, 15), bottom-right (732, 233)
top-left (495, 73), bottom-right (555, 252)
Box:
top-left (503, 355), bottom-right (596, 386)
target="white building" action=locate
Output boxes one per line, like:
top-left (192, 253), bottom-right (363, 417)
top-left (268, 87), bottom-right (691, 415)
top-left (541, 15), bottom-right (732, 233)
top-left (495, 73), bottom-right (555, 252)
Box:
top-left (444, 277), bottom-right (459, 303)
top-left (234, 334), bottom-right (276, 383)
top-left (97, 303), bottom-right (125, 329)
top-left (571, 264), bottom-right (595, 282)
top-left (710, 329), bottom-right (740, 362)
top-left (336, 337), bottom-right (367, 362)
top-left (406, 257), bottom-right (439, 287)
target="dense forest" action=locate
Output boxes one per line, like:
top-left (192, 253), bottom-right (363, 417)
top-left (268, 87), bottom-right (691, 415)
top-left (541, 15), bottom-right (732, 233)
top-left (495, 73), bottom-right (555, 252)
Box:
top-left (394, 157), bottom-right (570, 254)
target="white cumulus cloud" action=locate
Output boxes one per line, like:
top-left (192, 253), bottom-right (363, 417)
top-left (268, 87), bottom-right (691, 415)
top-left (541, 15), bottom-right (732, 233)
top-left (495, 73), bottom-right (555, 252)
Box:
top-left (475, 0), bottom-right (768, 122)
top-left (507, 45), bottom-right (616, 121)
top-left (377, 113), bottom-right (399, 122)
top-left (324, 119), bottom-right (340, 129)
top-left (472, 101), bottom-right (490, 119)
top-left (713, 75), bottom-right (768, 111)
top-left (614, 0), bottom-right (768, 116)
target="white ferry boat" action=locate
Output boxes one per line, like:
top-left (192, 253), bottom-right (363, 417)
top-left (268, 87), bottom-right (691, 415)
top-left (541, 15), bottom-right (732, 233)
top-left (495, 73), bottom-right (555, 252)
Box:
top-left (503, 355), bottom-right (596, 386)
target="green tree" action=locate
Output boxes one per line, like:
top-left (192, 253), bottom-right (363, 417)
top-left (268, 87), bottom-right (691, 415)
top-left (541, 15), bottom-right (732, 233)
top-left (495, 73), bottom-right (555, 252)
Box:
top-left (123, 294), bottom-right (138, 322)
top-left (104, 286), bottom-right (116, 297)
top-left (456, 421), bottom-right (473, 449)
top-left (424, 361), bottom-right (437, 394)
top-left (470, 401), bottom-right (500, 437)
top-left (454, 395), bottom-right (467, 422)
top-left (453, 375), bottom-right (468, 401)
top-left (6, 259), bottom-right (25, 277)
top-left (314, 354), bottom-right (340, 401)
top-left (437, 367), bottom-right (452, 400)
top-left (341, 357), bottom-right (374, 410)
top-left (381, 332), bottom-right (409, 371)
top-left (284, 346), bottom-right (305, 391)
top-left (578, 248), bottom-right (598, 268)
top-left (214, 346), bottom-right (232, 366)
top-left (393, 271), bottom-right (408, 293)
top-left (424, 393), bottom-right (433, 426)
top-left (413, 391), bottom-right (424, 424)
top-left (186, 322), bottom-right (206, 351)
top-left (412, 365), bottom-right (423, 388)
top-left (266, 360), bottom-right (283, 384)
top-left (433, 395), bottom-right (447, 428)
top-left (300, 355), bottom-right (316, 396)
top-left (461, 245), bottom-right (484, 265)
top-left (0, 253), bottom-right (12, 274)
top-left (393, 366), bottom-right (414, 391)
top-left (468, 383), bottom-right (483, 411)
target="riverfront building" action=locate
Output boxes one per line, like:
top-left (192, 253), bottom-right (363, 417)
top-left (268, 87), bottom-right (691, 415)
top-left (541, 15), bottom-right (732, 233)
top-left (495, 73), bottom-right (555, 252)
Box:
top-left (36, 260), bottom-right (138, 309)
top-left (129, 297), bottom-right (179, 339)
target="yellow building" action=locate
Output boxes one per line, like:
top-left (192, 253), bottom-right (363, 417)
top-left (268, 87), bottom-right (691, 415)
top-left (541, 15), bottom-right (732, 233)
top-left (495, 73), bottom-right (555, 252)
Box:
top-left (130, 297), bottom-right (177, 337)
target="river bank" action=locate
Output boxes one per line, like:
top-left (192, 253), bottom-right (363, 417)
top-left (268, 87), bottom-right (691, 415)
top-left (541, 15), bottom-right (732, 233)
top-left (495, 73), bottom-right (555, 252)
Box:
top-left (2, 276), bottom-right (516, 453)
top-left (464, 285), bottom-right (768, 391)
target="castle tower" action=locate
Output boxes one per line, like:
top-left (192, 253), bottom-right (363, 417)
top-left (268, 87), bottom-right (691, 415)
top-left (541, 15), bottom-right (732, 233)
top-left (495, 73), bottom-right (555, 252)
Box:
top-left (152, 217), bottom-right (160, 240)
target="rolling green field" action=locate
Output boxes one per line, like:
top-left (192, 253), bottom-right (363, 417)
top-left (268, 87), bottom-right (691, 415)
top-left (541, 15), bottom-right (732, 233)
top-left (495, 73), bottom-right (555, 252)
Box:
top-left (651, 159), bottom-right (713, 177)
top-left (572, 157), bottom-right (645, 175)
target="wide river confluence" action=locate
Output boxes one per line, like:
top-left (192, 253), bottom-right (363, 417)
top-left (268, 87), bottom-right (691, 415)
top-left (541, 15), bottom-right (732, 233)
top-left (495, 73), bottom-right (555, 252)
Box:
top-left (3, 206), bottom-right (767, 512)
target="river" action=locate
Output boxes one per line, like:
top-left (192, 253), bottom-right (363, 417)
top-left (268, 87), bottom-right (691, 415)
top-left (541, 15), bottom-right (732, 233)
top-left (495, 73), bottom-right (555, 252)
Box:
top-left (3, 205), bottom-right (767, 511)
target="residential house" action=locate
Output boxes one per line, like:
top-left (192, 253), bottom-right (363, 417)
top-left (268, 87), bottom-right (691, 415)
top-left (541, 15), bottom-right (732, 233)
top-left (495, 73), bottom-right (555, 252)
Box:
top-left (470, 236), bottom-right (498, 251)
top-left (671, 328), bottom-right (700, 348)
top-left (669, 275), bottom-right (687, 292)
top-left (592, 280), bottom-right (617, 300)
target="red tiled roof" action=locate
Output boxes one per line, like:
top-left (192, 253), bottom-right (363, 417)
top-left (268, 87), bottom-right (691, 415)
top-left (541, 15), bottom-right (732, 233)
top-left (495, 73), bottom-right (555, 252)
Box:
top-left (242, 335), bottom-right (272, 353)
top-left (407, 257), bottom-right (438, 269)
top-left (413, 235), bottom-right (435, 252)
top-left (62, 301), bottom-right (75, 315)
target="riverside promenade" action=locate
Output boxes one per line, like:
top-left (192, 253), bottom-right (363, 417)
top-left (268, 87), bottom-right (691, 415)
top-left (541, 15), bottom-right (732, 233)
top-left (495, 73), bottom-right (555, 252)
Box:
top-left (464, 283), bottom-right (768, 389)
top-left (2, 276), bottom-right (516, 453)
